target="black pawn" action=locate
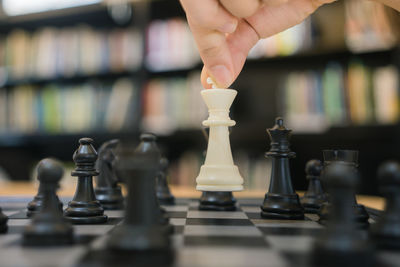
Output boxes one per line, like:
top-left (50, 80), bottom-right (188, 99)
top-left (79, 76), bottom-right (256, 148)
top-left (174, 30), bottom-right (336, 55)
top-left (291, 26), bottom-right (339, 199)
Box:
top-left (27, 168), bottom-right (63, 217)
top-left (318, 150), bottom-right (369, 227)
top-left (261, 118), bottom-right (304, 220)
top-left (371, 161), bottom-right (400, 249)
top-left (64, 138), bottom-right (107, 224)
top-left (312, 162), bottom-right (374, 267)
top-left (156, 157), bottom-right (175, 205)
top-left (0, 207), bottom-right (8, 233)
top-left (23, 158), bottom-right (74, 246)
top-left (199, 192), bottom-right (236, 211)
top-left (107, 134), bottom-right (173, 265)
top-left (301, 160), bottom-right (327, 213)
top-left (95, 139), bottom-right (124, 210)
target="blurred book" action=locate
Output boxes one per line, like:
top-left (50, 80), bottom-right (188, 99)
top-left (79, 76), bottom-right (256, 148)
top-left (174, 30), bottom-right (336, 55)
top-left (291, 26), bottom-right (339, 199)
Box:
top-left (281, 61), bottom-right (399, 132)
top-left (0, 26), bottom-right (142, 84)
top-left (141, 71), bottom-right (208, 134)
top-left (347, 61), bottom-right (374, 124)
top-left (0, 78), bottom-right (139, 134)
top-left (373, 66), bottom-right (399, 123)
top-left (146, 18), bottom-right (200, 71)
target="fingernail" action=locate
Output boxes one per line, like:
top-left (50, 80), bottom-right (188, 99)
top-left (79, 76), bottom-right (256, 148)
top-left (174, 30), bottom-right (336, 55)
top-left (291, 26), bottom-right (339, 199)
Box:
top-left (209, 65), bottom-right (233, 88)
top-left (220, 21), bottom-right (237, 33)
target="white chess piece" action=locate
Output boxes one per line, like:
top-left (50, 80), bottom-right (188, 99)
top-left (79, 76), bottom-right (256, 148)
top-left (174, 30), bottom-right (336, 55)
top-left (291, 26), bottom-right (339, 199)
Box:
top-left (196, 82), bottom-right (244, 191)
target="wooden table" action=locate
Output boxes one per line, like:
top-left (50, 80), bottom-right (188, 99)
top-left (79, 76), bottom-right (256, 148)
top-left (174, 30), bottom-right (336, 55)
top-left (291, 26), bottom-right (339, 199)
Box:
top-left (0, 181), bottom-right (385, 211)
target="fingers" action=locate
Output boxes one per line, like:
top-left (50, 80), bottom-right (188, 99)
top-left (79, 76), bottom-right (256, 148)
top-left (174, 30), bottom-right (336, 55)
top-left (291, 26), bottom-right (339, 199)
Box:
top-left (219, 0), bottom-right (263, 18)
top-left (180, 0), bottom-right (240, 87)
top-left (246, 0), bottom-right (332, 38)
top-left (188, 17), bottom-right (235, 88)
top-left (263, 0), bottom-right (289, 6)
top-left (201, 19), bottom-right (260, 88)
top-left (180, 0), bottom-right (238, 33)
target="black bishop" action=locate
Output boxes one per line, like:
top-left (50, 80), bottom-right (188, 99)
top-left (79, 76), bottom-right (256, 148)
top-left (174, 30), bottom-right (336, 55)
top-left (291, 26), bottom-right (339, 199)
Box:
top-left (64, 138), bottom-right (107, 224)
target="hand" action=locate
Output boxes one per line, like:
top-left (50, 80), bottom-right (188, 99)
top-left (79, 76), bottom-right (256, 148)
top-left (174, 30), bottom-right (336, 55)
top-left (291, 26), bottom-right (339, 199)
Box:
top-left (180, 0), bottom-right (336, 88)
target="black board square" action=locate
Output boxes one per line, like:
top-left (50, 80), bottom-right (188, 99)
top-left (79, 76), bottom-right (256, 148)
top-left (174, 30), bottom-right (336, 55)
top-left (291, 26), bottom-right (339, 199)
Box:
top-left (174, 225), bottom-right (184, 234)
top-left (103, 217), bottom-right (123, 225)
top-left (280, 251), bottom-right (311, 267)
top-left (8, 211), bottom-right (28, 219)
top-left (167, 211), bottom-right (187, 219)
top-left (246, 212), bottom-right (262, 219)
top-left (7, 225), bottom-right (25, 234)
top-left (75, 234), bottom-right (99, 245)
top-left (184, 236), bottom-right (269, 247)
top-left (186, 218), bottom-right (253, 226)
top-left (258, 226), bottom-right (322, 236)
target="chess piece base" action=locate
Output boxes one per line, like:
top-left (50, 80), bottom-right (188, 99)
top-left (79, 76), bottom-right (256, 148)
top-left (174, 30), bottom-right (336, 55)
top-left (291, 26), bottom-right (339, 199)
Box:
top-left (108, 225), bottom-right (170, 251)
top-left (95, 186), bottom-right (124, 210)
top-left (301, 195), bottom-right (327, 214)
top-left (64, 200), bottom-right (107, 224)
top-left (196, 165), bottom-right (243, 192)
top-left (23, 232), bottom-right (74, 246)
top-left (261, 193), bottom-right (304, 220)
top-left (65, 215), bottom-right (108, 224)
top-left (81, 248), bottom-right (174, 267)
top-left (0, 211), bottom-right (8, 234)
top-left (303, 206), bottom-right (320, 214)
top-left (23, 223), bottom-right (73, 246)
top-left (199, 191), bottom-right (236, 211)
top-left (158, 196), bottom-right (175, 205)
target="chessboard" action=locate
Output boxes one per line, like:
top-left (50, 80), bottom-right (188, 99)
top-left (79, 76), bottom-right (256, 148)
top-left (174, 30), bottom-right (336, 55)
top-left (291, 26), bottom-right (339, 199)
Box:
top-left (0, 196), bottom-right (399, 267)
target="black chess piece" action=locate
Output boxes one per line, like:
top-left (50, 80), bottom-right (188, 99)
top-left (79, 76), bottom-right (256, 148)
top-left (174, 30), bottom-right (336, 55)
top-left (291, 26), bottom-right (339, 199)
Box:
top-left (141, 134), bottom-right (172, 231)
top-left (301, 159), bottom-right (327, 213)
top-left (156, 157), bottom-right (175, 205)
top-left (311, 162), bottom-right (374, 267)
top-left (23, 158), bottom-right (74, 246)
top-left (199, 191), bottom-right (236, 211)
top-left (106, 134), bottom-right (173, 265)
top-left (318, 150), bottom-right (369, 228)
top-left (64, 138), bottom-right (107, 224)
top-left (95, 139), bottom-right (124, 210)
top-left (27, 167), bottom-right (63, 217)
top-left (260, 118), bottom-right (304, 220)
top-left (0, 207), bottom-right (8, 234)
top-left (370, 161), bottom-right (400, 249)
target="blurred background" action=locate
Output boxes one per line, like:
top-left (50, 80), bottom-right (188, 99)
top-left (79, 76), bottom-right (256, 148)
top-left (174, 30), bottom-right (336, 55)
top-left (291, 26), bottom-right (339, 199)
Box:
top-left (0, 0), bottom-right (398, 195)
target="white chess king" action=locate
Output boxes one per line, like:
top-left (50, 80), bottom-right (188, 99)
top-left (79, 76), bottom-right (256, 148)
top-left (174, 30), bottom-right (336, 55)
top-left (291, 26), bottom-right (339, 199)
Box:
top-left (195, 85), bottom-right (244, 192)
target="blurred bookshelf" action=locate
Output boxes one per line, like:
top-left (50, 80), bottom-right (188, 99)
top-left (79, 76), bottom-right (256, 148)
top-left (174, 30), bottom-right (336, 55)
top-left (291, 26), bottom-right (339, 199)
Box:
top-left (0, 0), bottom-right (398, 196)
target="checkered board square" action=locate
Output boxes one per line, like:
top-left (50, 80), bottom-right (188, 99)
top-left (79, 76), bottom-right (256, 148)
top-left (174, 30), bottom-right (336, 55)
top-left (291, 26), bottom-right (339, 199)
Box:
top-left (0, 197), bottom-right (400, 267)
